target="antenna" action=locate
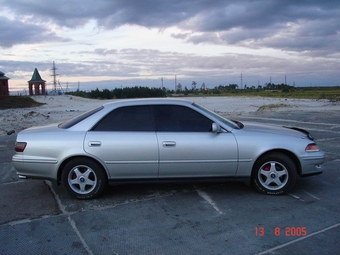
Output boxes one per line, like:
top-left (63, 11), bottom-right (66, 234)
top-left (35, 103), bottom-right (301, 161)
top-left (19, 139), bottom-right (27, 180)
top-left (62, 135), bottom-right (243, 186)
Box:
top-left (50, 61), bottom-right (59, 95)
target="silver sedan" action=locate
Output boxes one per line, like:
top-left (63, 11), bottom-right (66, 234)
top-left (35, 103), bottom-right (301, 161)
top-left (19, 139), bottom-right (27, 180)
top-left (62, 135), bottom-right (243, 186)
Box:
top-left (12, 99), bottom-right (325, 199)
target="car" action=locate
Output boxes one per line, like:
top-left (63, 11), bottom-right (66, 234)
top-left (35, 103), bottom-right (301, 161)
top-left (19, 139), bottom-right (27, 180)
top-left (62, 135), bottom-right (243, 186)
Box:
top-left (12, 98), bottom-right (325, 199)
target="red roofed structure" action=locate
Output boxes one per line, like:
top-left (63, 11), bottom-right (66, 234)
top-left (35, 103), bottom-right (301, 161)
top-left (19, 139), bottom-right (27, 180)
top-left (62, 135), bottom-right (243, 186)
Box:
top-left (0, 71), bottom-right (10, 97)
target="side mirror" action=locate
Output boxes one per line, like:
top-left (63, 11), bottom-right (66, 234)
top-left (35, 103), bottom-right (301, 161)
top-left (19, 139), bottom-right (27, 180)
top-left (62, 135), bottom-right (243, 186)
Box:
top-left (212, 123), bottom-right (222, 133)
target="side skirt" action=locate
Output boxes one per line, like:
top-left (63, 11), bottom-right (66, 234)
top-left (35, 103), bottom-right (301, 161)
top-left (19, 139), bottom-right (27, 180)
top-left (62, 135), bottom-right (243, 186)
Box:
top-left (108, 176), bottom-right (250, 186)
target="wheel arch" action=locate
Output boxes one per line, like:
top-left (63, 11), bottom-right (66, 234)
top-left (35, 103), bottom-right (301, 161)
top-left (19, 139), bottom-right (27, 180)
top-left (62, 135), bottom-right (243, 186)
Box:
top-left (57, 155), bottom-right (109, 185)
top-left (252, 149), bottom-right (302, 177)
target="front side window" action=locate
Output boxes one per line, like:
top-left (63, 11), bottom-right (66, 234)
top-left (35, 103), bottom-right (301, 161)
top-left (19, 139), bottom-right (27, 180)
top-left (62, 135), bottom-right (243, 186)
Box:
top-left (154, 105), bottom-right (213, 132)
top-left (193, 103), bottom-right (240, 129)
top-left (92, 105), bottom-right (154, 131)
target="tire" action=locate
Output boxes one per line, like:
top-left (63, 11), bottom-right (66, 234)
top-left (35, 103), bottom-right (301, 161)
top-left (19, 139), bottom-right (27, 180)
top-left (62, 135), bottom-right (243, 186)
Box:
top-left (61, 158), bottom-right (107, 199)
top-left (252, 152), bottom-right (297, 195)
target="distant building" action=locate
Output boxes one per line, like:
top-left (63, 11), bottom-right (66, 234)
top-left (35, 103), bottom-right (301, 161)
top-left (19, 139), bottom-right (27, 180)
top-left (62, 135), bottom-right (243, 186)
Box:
top-left (0, 71), bottom-right (10, 97)
top-left (28, 68), bottom-right (46, 95)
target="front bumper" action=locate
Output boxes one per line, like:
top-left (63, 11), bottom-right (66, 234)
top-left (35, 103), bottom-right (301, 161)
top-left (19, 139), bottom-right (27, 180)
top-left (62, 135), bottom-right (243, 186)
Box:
top-left (300, 152), bottom-right (325, 176)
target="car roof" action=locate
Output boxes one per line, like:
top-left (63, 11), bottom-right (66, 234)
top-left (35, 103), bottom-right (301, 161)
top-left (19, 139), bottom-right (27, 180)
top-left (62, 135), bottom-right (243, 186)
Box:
top-left (102, 98), bottom-right (195, 108)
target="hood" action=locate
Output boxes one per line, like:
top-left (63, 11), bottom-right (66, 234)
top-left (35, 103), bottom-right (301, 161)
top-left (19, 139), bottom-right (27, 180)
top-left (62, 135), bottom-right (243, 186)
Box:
top-left (241, 121), bottom-right (312, 139)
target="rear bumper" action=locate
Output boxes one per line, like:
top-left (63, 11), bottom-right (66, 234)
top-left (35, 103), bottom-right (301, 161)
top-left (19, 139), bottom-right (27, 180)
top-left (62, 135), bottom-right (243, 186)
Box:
top-left (12, 154), bottom-right (58, 181)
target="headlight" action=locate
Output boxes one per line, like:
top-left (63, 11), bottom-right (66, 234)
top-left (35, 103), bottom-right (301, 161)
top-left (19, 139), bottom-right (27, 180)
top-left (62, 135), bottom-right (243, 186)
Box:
top-left (305, 143), bottom-right (319, 152)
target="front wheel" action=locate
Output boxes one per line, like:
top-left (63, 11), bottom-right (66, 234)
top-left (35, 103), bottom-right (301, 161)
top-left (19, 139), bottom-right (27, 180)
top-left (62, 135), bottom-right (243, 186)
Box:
top-left (252, 153), bottom-right (297, 195)
top-left (61, 158), bottom-right (107, 199)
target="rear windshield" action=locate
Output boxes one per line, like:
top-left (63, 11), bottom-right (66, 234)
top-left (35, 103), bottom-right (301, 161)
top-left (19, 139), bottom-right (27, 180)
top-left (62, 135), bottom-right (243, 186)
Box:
top-left (58, 106), bottom-right (104, 129)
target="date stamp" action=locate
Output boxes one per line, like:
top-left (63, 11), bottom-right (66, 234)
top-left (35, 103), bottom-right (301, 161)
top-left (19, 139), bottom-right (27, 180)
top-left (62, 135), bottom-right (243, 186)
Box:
top-left (255, 226), bottom-right (307, 237)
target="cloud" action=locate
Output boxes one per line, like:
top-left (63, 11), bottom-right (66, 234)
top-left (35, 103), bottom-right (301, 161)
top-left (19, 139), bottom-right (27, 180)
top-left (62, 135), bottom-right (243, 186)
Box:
top-left (1, 0), bottom-right (339, 89)
top-left (2, 0), bottom-right (206, 28)
top-left (176, 1), bottom-right (340, 55)
top-left (2, 0), bottom-right (340, 55)
top-left (6, 48), bottom-right (335, 81)
top-left (93, 48), bottom-right (118, 56)
top-left (0, 16), bottom-right (69, 48)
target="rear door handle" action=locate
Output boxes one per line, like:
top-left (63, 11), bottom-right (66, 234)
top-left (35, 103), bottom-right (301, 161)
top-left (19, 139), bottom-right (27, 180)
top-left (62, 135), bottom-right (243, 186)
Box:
top-left (162, 141), bottom-right (176, 147)
top-left (89, 141), bottom-right (101, 147)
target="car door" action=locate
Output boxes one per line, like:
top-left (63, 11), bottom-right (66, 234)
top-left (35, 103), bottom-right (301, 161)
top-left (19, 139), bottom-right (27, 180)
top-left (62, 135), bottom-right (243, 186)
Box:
top-left (154, 105), bottom-right (238, 178)
top-left (84, 105), bottom-right (159, 179)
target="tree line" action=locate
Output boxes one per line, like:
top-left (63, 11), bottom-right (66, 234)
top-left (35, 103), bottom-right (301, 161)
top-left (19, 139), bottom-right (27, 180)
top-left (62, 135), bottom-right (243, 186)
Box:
top-left (66, 83), bottom-right (339, 99)
top-left (66, 86), bottom-right (166, 99)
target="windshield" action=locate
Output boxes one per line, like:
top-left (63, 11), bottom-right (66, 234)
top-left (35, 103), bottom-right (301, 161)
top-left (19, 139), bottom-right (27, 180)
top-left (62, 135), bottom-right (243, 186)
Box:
top-left (192, 103), bottom-right (240, 129)
top-left (58, 106), bottom-right (104, 129)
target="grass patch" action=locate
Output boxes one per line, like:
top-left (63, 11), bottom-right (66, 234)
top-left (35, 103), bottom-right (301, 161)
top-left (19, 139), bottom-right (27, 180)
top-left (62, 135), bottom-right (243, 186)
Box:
top-left (0, 96), bottom-right (45, 110)
top-left (212, 90), bottom-right (340, 100)
top-left (185, 87), bottom-right (340, 100)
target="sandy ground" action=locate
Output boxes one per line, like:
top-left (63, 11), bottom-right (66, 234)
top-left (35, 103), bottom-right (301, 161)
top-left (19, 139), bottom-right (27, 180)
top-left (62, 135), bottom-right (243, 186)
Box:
top-left (0, 95), bottom-right (339, 136)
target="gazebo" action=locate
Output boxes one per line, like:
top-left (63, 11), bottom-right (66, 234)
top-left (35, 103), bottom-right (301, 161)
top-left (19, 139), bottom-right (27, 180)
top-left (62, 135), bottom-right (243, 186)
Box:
top-left (0, 71), bottom-right (10, 96)
top-left (28, 68), bottom-right (46, 95)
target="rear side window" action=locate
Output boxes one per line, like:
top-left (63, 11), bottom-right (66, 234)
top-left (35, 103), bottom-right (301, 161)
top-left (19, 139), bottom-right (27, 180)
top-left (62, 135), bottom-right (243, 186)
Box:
top-left (59, 106), bottom-right (103, 129)
top-left (154, 105), bottom-right (213, 132)
top-left (92, 105), bottom-right (154, 131)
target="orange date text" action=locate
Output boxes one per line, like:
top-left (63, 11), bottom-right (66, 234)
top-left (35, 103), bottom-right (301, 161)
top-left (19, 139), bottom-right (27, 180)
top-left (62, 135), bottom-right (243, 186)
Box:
top-left (255, 226), bottom-right (307, 237)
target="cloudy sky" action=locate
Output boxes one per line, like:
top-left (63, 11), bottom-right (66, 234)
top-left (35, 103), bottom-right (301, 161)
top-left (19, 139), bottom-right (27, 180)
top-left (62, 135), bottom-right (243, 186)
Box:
top-left (1, 0), bottom-right (339, 92)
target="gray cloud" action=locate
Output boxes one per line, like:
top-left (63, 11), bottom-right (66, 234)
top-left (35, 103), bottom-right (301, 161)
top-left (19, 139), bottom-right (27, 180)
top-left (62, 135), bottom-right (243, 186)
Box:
top-left (2, 0), bottom-right (339, 54)
top-left (93, 48), bottom-right (118, 56)
top-left (2, 44), bottom-right (339, 91)
top-left (0, 17), bottom-right (68, 48)
top-left (1, 0), bottom-right (339, 88)
top-left (2, 0), bottom-right (208, 28)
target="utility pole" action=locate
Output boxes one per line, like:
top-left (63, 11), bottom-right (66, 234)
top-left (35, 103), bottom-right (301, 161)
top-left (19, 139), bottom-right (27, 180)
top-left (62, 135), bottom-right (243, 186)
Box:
top-left (175, 75), bottom-right (177, 91)
top-left (161, 77), bottom-right (163, 89)
top-left (241, 73), bottom-right (243, 89)
top-left (57, 80), bottom-right (65, 94)
top-left (50, 61), bottom-right (59, 95)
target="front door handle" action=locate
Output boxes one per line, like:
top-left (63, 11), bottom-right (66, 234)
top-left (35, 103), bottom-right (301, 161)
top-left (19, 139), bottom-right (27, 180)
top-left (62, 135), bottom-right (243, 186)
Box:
top-left (162, 141), bottom-right (176, 147)
top-left (89, 141), bottom-right (101, 147)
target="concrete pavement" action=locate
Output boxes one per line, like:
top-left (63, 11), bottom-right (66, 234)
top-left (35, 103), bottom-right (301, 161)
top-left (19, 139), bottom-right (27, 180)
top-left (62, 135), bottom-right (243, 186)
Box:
top-left (1, 110), bottom-right (339, 255)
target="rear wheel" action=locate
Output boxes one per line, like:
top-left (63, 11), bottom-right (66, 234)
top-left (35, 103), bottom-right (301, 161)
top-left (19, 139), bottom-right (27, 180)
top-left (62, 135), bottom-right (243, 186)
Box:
top-left (252, 153), bottom-right (297, 195)
top-left (61, 158), bottom-right (107, 199)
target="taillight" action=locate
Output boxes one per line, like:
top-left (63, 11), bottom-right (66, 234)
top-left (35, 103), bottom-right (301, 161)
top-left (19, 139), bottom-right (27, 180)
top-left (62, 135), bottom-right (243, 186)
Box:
top-left (305, 143), bottom-right (319, 152)
top-left (15, 142), bottom-right (27, 152)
